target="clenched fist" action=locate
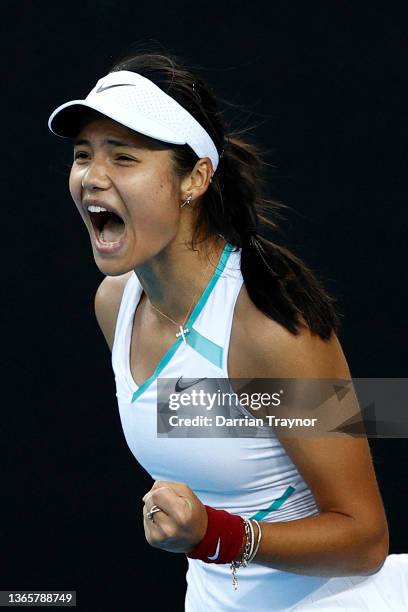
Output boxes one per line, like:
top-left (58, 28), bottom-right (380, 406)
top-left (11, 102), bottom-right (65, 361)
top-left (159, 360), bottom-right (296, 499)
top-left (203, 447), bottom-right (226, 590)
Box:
top-left (142, 480), bottom-right (208, 553)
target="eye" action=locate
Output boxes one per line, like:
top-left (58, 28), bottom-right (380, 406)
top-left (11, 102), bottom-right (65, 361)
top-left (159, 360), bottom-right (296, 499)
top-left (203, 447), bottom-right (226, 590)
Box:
top-left (116, 154), bottom-right (137, 162)
top-left (74, 150), bottom-right (89, 161)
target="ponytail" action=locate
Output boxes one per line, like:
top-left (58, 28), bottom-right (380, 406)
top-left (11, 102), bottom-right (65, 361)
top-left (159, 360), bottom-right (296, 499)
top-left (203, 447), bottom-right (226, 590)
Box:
top-left (211, 134), bottom-right (341, 340)
top-left (241, 233), bottom-right (340, 339)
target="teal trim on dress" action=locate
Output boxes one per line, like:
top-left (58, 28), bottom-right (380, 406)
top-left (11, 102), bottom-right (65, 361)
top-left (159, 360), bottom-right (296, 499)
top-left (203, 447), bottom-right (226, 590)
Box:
top-left (187, 242), bottom-right (235, 328)
top-left (249, 485), bottom-right (296, 521)
top-left (131, 340), bottom-right (183, 402)
top-left (131, 242), bottom-right (234, 403)
top-left (186, 328), bottom-right (223, 368)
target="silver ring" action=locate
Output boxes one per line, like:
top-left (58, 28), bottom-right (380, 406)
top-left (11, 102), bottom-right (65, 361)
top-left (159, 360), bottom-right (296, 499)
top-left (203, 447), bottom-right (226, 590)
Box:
top-left (146, 504), bottom-right (162, 522)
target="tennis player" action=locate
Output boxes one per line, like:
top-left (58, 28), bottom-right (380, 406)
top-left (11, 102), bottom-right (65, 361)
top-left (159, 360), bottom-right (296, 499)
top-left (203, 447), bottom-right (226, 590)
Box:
top-left (48, 50), bottom-right (408, 610)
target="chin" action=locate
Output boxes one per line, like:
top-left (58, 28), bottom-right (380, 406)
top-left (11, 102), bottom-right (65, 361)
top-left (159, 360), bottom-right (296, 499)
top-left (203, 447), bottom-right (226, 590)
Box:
top-left (93, 256), bottom-right (134, 277)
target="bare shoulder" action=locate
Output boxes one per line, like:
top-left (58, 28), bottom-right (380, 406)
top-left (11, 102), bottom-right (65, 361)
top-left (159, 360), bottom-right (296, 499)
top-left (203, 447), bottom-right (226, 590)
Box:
top-left (94, 271), bottom-right (134, 351)
top-left (229, 283), bottom-right (351, 380)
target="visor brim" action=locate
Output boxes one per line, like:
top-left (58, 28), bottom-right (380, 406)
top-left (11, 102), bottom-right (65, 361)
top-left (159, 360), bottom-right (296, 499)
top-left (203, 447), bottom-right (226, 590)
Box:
top-left (48, 99), bottom-right (187, 146)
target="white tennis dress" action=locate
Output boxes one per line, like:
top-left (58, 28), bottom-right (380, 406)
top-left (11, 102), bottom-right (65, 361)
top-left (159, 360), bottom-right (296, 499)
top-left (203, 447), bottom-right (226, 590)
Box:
top-left (111, 242), bottom-right (408, 611)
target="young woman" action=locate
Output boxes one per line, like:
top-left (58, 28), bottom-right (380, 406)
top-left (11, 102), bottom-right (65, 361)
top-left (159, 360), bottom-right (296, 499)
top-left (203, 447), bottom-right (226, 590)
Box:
top-left (48, 50), bottom-right (407, 610)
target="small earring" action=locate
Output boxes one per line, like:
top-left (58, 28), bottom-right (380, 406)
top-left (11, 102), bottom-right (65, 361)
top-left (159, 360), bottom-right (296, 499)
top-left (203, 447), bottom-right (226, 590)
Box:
top-left (180, 194), bottom-right (192, 208)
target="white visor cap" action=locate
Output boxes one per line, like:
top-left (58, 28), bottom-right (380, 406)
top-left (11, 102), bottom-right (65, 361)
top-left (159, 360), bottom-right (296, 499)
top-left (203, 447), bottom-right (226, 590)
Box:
top-left (48, 70), bottom-right (220, 174)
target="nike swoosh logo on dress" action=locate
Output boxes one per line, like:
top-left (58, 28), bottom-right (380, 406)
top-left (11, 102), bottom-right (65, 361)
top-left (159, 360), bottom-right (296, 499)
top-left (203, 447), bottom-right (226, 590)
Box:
top-left (175, 377), bottom-right (207, 392)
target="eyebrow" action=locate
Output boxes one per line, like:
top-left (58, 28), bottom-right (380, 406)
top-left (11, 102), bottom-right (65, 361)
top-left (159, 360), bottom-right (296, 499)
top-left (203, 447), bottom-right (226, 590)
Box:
top-left (73, 138), bottom-right (140, 148)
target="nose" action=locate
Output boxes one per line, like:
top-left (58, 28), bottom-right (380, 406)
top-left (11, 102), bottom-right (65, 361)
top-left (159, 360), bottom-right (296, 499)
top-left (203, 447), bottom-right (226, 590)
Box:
top-left (80, 159), bottom-right (111, 191)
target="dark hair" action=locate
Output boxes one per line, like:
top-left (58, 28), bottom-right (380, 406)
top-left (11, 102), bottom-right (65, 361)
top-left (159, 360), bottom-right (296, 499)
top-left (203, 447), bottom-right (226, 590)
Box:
top-left (110, 46), bottom-right (341, 340)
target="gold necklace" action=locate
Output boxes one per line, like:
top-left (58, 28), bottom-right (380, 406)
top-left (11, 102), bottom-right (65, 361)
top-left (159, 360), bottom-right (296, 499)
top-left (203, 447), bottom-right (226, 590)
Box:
top-left (149, 259), bottom-right (212, 344)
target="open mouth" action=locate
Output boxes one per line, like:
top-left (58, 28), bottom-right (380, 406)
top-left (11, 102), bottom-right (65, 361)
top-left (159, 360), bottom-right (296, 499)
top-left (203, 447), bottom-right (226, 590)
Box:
top-left (88, 209), bottom-right (126, 243)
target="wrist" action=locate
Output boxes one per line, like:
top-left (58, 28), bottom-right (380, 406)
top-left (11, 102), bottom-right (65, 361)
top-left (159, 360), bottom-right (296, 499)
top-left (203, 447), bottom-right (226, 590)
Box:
top-left (233, 530), bottom-right (247, 562)
top-left (186, 505), bottom-right (245, 564)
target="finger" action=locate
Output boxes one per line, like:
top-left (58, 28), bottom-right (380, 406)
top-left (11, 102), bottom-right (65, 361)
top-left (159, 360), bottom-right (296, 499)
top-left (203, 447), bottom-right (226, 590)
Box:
top-left (142, 491), bottom-right (151, 503)
top-left (148, 488), bottom-right (192, 522)
top-left (142, 481), bottom-right (191, 505)
top-left (151, 480), bottom-right (184, 490)
top-left (143, 505), bottom-right (178, 544)
top-left (143, 503), bottom-right (171, 531)
top-left (181, 496), bottom-right (194, 513)
top-left (150, 480), bottom-right (190, 495)
top-left (143, 508), bottom-right (166, 543)
top-left (143, 507), bottom-right (164, 526)
top-left (142, 488), bottom-right (176, 512)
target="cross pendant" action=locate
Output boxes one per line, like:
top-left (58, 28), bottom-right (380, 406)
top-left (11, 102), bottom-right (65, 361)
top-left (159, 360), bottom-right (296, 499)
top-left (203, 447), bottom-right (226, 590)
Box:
top-left (176, 326), bottom-right (190, 344)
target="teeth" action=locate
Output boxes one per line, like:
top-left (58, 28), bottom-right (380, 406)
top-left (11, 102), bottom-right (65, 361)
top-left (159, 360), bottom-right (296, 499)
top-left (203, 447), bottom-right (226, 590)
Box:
top-left (87, 205), bottom-right (108, 213)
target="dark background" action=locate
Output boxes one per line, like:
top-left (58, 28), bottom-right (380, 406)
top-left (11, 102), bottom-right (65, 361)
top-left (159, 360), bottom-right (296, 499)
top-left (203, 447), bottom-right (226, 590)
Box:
top-left (3, 1), bottom-right (407, 610)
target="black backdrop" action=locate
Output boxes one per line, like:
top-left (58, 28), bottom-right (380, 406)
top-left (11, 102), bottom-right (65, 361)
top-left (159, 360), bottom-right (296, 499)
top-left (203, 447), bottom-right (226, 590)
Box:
top-left (3, 1), bottom-right (407, 610)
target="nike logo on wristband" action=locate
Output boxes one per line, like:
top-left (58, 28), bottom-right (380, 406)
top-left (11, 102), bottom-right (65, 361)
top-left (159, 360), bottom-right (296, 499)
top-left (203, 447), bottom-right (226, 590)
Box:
top-left (207, 537), bottom-right (221, 561)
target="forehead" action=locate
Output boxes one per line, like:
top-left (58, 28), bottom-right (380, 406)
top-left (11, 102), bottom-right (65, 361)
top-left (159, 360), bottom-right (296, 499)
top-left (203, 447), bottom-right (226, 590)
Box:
top-left (75, 116), bottom-right (170, 152)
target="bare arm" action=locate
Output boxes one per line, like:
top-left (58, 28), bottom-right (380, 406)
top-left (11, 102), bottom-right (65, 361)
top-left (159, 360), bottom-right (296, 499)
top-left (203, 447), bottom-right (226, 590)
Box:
top-left (246, 438), bottom-right (388, 576)
top-left (232, 315), bottom-right (389, 576)
top-left (94, 272), bottom-right (133, 351)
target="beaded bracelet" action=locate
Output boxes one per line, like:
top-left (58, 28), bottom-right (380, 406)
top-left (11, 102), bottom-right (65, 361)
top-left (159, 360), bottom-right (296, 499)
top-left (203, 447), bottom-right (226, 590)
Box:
top-left (230, 518), bottom-right (263, 589)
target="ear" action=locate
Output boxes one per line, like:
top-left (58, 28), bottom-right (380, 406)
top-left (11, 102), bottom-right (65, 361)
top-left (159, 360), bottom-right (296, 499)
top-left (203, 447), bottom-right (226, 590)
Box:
top-left (180, 157), bottom-right (213, 201)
